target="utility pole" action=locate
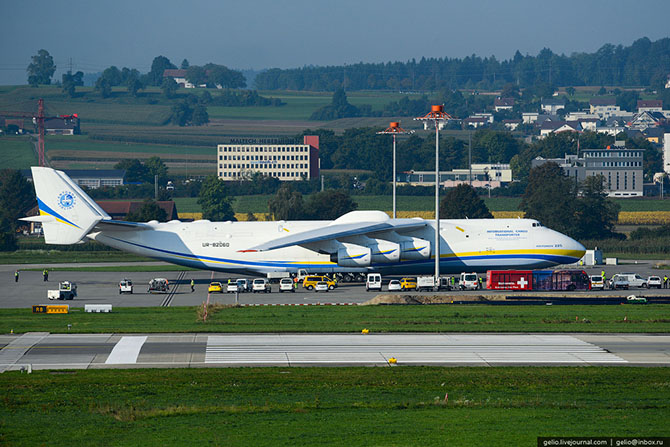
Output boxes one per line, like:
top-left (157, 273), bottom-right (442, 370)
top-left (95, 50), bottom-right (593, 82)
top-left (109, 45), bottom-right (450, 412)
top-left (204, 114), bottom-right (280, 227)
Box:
top-left (415, 105), bottom-right (453, 281)
top-left (376, 122), bottom-right (414, 218)
top-left (468, 131), bottom-right (472, 186)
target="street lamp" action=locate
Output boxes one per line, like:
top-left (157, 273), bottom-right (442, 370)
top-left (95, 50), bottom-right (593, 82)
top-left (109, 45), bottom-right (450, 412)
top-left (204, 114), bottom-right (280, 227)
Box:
top-left (415, 105), bottom-right (453, 280)
top-left (376, 122), bottom-right (414, 219)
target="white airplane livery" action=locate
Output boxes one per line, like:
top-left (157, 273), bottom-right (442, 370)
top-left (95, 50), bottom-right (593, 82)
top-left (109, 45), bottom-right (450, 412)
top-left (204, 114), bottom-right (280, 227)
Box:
top-left (23, 167), bottom-right (585, 276)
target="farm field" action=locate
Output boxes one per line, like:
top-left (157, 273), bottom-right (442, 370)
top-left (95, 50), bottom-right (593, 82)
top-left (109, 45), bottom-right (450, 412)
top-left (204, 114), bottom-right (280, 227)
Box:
top-left (0, 136), bottom-right (37, 168)
top-left (0, 367), bottom-right (667, 446)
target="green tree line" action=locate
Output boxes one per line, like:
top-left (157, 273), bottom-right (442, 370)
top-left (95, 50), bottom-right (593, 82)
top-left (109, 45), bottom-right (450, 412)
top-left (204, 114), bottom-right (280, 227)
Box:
top-left (255, 37), bottom-right (670, 91)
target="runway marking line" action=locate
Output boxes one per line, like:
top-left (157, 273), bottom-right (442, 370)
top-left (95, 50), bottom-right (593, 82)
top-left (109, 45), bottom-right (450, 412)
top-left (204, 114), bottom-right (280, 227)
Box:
top-left (105, 336), bottom-right (147, 364)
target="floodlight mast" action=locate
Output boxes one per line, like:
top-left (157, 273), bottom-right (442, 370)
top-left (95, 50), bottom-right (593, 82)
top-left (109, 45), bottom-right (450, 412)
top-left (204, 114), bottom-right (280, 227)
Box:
top-left (414, 105), bottom-right (453, 281)
top-left (376, 122), bottom-right (414, 219)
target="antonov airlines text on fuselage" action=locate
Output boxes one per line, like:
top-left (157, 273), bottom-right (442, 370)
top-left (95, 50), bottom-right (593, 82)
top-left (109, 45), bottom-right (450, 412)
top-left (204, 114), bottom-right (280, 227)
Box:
top-left (23, 167), bottom-right (585, 276)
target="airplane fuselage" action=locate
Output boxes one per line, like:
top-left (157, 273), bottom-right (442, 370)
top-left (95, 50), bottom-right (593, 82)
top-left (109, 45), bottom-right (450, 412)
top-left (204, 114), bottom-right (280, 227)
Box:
top-left (91, 217), bottom-right (584, 276)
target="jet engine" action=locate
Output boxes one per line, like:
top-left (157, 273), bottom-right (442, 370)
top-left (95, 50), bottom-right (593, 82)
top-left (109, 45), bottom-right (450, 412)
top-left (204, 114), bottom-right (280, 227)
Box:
top-left (399, 238), bottom-right (431, 261)
top-left (330, 245), bottom-right (371, 267)
top-left (369, 241), bottom-right (401, 264)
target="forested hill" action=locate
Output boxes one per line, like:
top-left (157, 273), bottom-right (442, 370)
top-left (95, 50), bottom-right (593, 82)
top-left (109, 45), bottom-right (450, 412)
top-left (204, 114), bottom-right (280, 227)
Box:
top-left (255, 37), bottom-right (670, 91)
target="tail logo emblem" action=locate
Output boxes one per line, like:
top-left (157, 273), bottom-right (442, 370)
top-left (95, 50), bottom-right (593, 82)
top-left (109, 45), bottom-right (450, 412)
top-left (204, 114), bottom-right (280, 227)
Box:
top-left (57, 191), bottom-right (76, 210)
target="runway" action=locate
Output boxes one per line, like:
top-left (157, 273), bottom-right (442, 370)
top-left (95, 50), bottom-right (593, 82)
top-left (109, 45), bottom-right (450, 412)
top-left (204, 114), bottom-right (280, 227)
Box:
top-left (1, 332), bottom-right (669, 371)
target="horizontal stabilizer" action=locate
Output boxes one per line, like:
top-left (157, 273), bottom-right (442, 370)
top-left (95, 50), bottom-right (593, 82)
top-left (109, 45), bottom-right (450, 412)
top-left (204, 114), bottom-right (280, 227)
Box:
top-left (94, 220), bottom-right (152, 232)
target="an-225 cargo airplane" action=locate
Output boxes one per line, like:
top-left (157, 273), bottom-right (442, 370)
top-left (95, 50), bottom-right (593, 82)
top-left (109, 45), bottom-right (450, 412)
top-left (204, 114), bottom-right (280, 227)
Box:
top-left (22, 167), bottom-right (585, 276)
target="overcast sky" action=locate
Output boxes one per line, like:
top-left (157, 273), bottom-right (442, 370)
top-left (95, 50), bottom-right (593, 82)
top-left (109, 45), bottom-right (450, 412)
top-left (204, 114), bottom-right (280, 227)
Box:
top-left (1, 0), bottom-right (669, 85)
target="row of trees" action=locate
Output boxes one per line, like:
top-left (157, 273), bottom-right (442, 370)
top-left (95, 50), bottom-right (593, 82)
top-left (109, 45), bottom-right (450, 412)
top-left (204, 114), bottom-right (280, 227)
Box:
top-left (255, 37), bottom-right (670, 91)
top-left (300, 127), bottom-right (660, 188)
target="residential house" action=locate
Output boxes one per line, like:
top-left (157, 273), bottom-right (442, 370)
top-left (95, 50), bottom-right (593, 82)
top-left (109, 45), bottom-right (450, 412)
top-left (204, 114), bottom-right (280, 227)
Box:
top-left (462, 116), bottom-right (489, 129)
top-left (163, 69), bottom-right (194, 88)
top-left (628, 111), bottom-right (667, 131)
top-left (494, 97), bottom-right (515, 112)
top-left (541, 98), bottom-right (566, 114)
top-left (577, 118), bottom-right (599, 132)
top-left (637, 100), bottom-right (663, 112)
top-left (44, 116), bottom-right (80, 135)
top-left (503, 119), bottom-right (521, 131)
top-left (589, 97), bottom-right (632, 119)
top-left (539, 121), bottom-right (582, 137)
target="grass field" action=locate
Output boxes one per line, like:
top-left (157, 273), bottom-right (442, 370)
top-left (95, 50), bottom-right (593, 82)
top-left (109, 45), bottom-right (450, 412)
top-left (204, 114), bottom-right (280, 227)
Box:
top-left (0, 250), bottom-right (153, 264)
top-left (0, 367), bottom-right (667, 446)
top-left (172, 195), bottom-right (670, 216)
top-left (1, 304), bottom-right (668, 334)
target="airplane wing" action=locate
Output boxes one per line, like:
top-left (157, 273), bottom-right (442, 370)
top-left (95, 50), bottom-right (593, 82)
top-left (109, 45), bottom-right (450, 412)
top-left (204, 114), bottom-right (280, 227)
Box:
top-left (246, 218), bottom-right (427, 252)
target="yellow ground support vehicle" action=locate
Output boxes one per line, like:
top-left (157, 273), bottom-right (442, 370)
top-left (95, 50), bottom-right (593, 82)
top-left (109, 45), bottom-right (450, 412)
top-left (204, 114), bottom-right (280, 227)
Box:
top-left (208, 282), bottom-right (224, 293)
top-left (399, 277), bottom-right (417, 290)
top-left (302, 275), bottom-right (336, 290)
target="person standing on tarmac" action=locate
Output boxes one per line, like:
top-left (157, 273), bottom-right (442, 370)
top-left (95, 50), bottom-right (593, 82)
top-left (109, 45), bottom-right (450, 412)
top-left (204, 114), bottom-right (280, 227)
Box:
top-left (191, 279), bottom-right (195, 293)
top-left (664, 275), bottom-right (669, 289)
top-left (14, 270), bottom-right (19, 282)
top-left (43, 269), bottom-right (48, 282)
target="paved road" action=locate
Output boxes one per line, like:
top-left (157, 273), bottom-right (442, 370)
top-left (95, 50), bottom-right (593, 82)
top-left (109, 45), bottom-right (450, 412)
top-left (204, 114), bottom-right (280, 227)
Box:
top-left (1, 332), bottom-right (668, 371)
top-left (3, 261), bottom-right (670, 308)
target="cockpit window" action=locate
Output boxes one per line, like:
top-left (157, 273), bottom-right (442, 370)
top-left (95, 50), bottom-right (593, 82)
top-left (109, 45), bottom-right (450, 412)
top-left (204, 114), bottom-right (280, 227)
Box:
top-left (532, 222), bottom-right (543, 227)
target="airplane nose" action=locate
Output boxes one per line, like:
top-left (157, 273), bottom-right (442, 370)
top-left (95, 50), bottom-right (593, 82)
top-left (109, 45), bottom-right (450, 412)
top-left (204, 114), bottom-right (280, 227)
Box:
top-left (564, 234), bottom-right (586, 261)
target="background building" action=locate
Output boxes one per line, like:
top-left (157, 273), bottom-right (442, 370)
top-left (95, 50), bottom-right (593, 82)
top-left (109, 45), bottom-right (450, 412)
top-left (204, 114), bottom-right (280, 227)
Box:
top-left (217, 136), bottom-right (319, 181)
top-left (532, 142), bottom-right (644, 197)
top-left (399, 164), bottom-right (512, 189)
top-left (22, 169), bottom-right (125, 189)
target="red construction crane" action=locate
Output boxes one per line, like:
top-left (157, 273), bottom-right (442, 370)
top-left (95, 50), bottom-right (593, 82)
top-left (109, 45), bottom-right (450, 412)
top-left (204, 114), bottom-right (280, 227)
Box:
top-left (0, 99), bottom-right (78, 167)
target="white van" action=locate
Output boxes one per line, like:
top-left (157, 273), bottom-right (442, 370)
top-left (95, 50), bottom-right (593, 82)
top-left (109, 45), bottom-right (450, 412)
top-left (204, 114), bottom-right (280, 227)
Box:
top-left (366, 273), bottom-right (382, 291)
top-left (459, 272), bottom-right (480, 290)
top-left (616, 273), bottom-right (647, 288)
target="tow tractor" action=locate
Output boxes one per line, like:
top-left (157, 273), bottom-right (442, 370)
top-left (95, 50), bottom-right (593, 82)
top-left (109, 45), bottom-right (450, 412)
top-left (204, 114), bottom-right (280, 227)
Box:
top-left (47, 281), bottom-right (77, 300)
top-left (148, 278), bottom-right (169, 293)
top-left (119, 278), bottom-right (133, 294)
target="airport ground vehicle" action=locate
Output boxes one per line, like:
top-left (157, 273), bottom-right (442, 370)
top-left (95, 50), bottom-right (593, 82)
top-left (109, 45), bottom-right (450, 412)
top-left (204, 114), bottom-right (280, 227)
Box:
top-left (459, 272), bottom-right (480, 290)
top-left (314, 281), bottom-right (329, 292)
top-left (208, 282), bottom-right (224, 293)
top-left (303, 275), bottom-right (336, 290)
top-left (609, 274), bottom-right (630, 290)
top-left (415, 276), bottom-right (452, 292)
top-left (48, 281), bottom-right (77, 300)
top-left (647, 276), bottom-right (662, 289)
top-left (148, 278), bottom-right (169, 293)
top-left (388, 280), bottom-right (402, 291)
top-left (279, 278), bottom-right (295, 292)
top-left (226, 281), bottom-right (239, 293)
top-left (366, 273), bottom-right (382, 291)
top-left (252, 278), bottom-right (272, 293)
top-left (590, 275), bottom-right (605, 290)
top-left (236, 278), bottom-right (251, 292)
top-left (615, 273), bottom-right (647, 288)
top-left (266, 271), bottom-right (290, 282)
top-left (399, 277), bottom-right (417, 290)
top-left (486, 270), bottom-right (590, 291)
top-left (119, 279), bottom-right (133, 294)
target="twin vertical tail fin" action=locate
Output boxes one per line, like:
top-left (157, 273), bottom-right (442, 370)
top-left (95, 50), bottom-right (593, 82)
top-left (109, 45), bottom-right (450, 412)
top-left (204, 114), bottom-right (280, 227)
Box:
top-left (21, 167), bottom-right (110, 244)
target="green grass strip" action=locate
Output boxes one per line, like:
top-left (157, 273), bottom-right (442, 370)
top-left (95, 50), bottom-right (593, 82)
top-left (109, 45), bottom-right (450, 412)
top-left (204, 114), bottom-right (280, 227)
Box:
top-left (1, 304), bottom-right (668, 334)
top-left (0, 367), bottom-right (667, 446)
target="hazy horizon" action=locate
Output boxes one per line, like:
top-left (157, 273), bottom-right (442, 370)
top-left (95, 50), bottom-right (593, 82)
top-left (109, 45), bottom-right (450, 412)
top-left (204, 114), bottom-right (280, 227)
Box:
top-left (1, 0), bottom-right (669, 86)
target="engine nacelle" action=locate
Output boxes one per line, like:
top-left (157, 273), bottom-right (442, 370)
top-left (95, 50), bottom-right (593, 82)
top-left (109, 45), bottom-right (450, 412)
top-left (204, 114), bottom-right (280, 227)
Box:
top-left (400, 238), bottom-right (431, 261)
top-left (369, 241), bottom-right (400, 264)
top-left (330, 245), bottom-right (371, 267)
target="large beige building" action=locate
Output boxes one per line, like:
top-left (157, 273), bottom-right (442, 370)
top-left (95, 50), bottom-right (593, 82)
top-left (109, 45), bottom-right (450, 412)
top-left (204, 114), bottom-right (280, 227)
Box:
top-left (217, 136), bottom-right (319, 181)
